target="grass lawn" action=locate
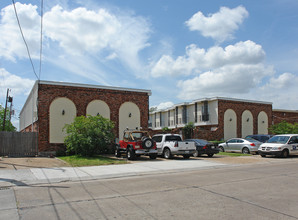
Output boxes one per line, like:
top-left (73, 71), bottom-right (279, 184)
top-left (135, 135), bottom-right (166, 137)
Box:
top-left (218, 152), bottom-right (253, 157)
top-left (58, 155), bottom-right (127, 167)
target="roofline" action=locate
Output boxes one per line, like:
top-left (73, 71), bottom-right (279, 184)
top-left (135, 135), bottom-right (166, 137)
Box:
top-left (150, 96), bottom-right (272, 114)
top-left (273, 109), bottom-right (298, 113)
top-left (38, 80), bottom-right (152, 95)
top-left (190, 97), bottom-right (272, 105)
top-left (20, 80), bottom-right (151, 115)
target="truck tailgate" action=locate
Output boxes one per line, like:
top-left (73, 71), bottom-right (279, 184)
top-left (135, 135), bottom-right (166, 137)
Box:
top-left (178, 141), bottom-right (196, 150)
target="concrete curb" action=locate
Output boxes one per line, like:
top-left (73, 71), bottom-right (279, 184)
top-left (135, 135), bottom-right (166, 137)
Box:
top-left (0, 160), bottom-right (227, 187)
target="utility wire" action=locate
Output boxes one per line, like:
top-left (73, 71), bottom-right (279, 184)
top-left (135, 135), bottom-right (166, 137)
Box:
top-left (11, 0), bottom-right (39, 80)
top-left (38, 0), bottom-right (44, 80)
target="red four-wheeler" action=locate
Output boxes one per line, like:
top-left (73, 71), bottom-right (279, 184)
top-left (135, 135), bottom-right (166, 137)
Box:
top-left (115, 128), bottom-right (158, 160)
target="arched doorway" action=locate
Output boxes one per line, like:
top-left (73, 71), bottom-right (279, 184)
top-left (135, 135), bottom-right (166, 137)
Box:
top-left (86, 100), bottom-right (110, 119)
top-left (242, 110), bottom-right (253, 138)
top-left (119, 102), bottom-right (140, 139)
top-left (258, 111), bottom-right (269, 134)
top-left (224, 109), bottom-right (237, 140)
top-left (49, 97), bottom-right (76, 143)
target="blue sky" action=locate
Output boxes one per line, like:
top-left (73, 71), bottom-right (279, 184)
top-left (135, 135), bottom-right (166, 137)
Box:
top-left (1, 0), bottom-right (298, 128)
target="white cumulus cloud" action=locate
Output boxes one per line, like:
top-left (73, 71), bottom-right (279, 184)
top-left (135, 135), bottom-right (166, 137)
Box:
top-left (151, 40), bottom-right (266, 78)
top-left (0, 68), bottom-right (35, 96)
top-left (186, 6), bottom-right (248, 43)
top-left (43, 5), bottom-right (151, 72)
top-left (0, 3), bottom-right (41, 61)
top-left (0, 3), bottom-right (152, 75)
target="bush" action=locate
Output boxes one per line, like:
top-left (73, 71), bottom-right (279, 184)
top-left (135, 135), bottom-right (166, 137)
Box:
top-left (269, 121), bottom-right (298, 135)
top-left (64, 115), bottom-right (115, 156)
top-left (162, 127), bottom-right (171, 133)
top-left (183, 122), bottom-right (194, 139)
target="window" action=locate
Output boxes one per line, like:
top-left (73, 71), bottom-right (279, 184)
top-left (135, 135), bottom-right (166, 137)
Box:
top-left (175, 107), bottom-right (178, 125)
top-left (289, 136), bottom-right (298, 144)
top-left (195, 103), bottom-right (198, 123)
top-left (152, 136), bottom-right (162, 143)
top-left (202, 101), bottom-right (209, 121)
top-left (227, 139), bottom-right (237, 143)
top-left (182, 105), bottom-right (187, 124)
top-left (165, 135), bottom-right (182, 141)
top-left (160, 112), bottom-right (162, 127)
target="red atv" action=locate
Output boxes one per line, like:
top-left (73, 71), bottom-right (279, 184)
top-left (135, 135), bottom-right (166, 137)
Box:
top-left (115, 128), bottom-right (158, 160)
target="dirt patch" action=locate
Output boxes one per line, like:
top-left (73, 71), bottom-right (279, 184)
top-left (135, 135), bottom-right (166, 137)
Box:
top-left (0, 157), bottom-right (70, 170)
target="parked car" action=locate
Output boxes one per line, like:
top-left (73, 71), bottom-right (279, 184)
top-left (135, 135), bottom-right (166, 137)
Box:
top-left (245, 134), bottom-right (274, 143)
top-left (152, 134), bottom-right (196, 159)
top-left (218, 138), bottom-right (262, 154)
top-left (115, 128), bottom-right (158, 160)
top-left (185, 139), bottom-right (219, 157)
top-left (258, 134), bottom-right (298, 158)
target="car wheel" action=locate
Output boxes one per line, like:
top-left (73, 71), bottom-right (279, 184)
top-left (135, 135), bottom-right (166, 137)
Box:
top-left (207, 154), bottom-right (214, 157)
top-left (242, 147), bottom-right (250, 154)
top-left (193, 150), bottom-right (200, 157)
top-left (127, 148), bottom-right (136, 160)
top-left (281, 149), bottom-right (289, 158)
top-left (219, 146), bottom-right (224, 152)
top-left (149, 154), bottom-right (157, 159)
top-left (183, 155), bottom-right (190, 159)
top-left (163, 148), bottom-right (172, 159)
top-left (115, 149), bottom-right (121, 157)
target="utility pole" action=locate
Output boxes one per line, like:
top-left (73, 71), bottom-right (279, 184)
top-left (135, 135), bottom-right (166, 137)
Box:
top-left (2, 89), bottom-right (12, 131)
top-left (2, 89), bottom-right (9, 131)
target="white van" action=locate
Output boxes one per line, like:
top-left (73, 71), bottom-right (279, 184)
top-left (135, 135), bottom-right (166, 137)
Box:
top-left (258, 134), bottom-right (298, 158)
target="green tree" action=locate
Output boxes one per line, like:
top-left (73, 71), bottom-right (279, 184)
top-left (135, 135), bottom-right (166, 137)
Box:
top-left (64, 115), bottom-right (115, 156)
top-left (162, 127), bottom-right (171, 133)
top-left (149, 107), bottom-right (158, 112)
top-left (182, 122), bottom-right (195, 139)
top-left (0, 104), bottom-right (16, 131)
top-left (269, 120), bottom-right (298, 135)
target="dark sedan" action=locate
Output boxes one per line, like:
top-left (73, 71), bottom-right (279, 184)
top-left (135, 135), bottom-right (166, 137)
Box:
top-left (185, 139), bottom-right (220, 157)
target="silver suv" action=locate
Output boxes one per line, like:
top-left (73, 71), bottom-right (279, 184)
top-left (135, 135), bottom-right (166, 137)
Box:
top-left (258, 134), bottom-right (298, 158)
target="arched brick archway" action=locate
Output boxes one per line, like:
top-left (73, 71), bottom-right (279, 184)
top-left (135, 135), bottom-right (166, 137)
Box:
top-left (242, 110), bottom-right (253, 138)
top-left (86, 100), bottom-right (110, 119)
top-left (49, 97), bottom-right (77, 143)
top-left (224, 109), bottom-right (237, 140)
top-left (258, 111), bottom-right (269, 134)
top-left (118, 102), bottom-right (141, 139)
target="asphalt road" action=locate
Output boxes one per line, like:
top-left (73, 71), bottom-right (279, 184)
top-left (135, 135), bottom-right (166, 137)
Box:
top-left (1, 159), bottom-right (298, 220)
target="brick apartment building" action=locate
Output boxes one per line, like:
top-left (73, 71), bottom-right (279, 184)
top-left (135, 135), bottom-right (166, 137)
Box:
top-left (20, 80), bottom-right (151, 155)
top-left (149, 97), bottom-right (298, 141)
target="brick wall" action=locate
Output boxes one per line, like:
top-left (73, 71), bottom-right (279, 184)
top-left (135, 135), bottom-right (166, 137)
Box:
top-left (37, 83), bottom-right (149, 153)
top-left (218, 99), bottom-right (272, 138)
top-left (273, 110), bottom-right (298, 124)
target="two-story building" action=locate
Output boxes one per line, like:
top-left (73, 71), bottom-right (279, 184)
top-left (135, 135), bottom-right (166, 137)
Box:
top-left (149, 97), bottom-right (273, 141)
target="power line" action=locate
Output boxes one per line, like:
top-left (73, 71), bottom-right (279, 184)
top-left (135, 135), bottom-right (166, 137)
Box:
top-left (39, 0), bottom-right (44, 80)
top-left (11, 0), bottom-right (39, 80)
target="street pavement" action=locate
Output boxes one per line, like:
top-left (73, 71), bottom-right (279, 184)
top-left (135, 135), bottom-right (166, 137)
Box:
top-left (0, 159), bottom-right (226, 187)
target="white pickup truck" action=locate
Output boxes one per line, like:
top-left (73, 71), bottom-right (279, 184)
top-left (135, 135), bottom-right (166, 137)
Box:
top-left (152, 134), bottom-right (196, 159)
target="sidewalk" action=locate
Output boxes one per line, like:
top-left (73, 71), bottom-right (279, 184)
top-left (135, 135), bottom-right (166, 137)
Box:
top-left (0, 159), bottom-right (226, 187)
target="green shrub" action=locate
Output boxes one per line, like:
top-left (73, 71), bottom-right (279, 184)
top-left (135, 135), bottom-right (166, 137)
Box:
top-left (183, 122), bottom-right (194, 139)
top-left (269, 121), bottom-right (298, 135)
top-left (64, 115), bottom-right (115, 156)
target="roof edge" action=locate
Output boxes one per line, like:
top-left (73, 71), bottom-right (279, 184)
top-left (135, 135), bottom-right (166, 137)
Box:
top-left (38, 80), bottom-right (152, 95)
